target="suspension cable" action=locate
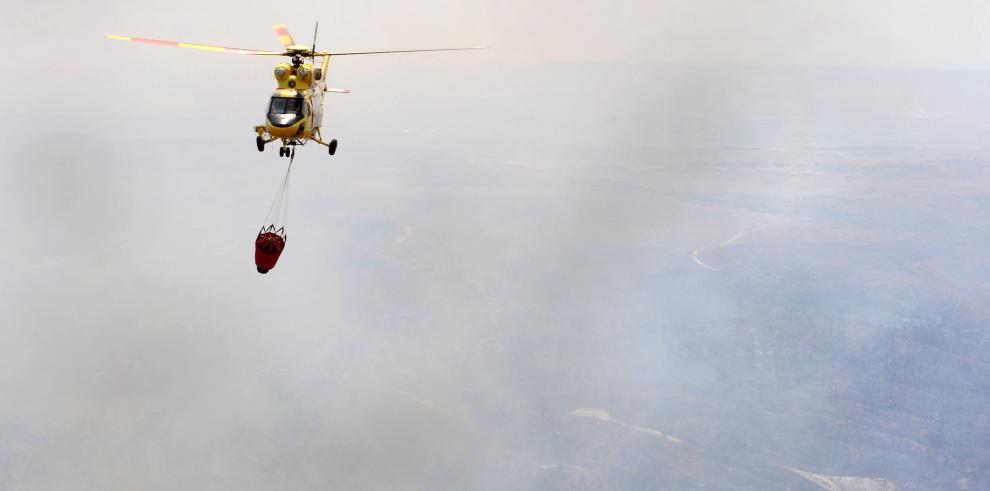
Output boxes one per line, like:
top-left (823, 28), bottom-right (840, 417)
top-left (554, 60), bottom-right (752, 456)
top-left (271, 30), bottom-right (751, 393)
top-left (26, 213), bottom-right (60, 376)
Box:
top-left (262, 152), bottom-right (295, 234)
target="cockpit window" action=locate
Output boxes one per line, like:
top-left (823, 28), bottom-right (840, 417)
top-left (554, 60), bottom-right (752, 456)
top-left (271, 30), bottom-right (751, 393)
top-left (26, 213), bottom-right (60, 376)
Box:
top-left (268, 97), bottom-right (306, 127)
top-left (270, 97), bottom-right (302, 115)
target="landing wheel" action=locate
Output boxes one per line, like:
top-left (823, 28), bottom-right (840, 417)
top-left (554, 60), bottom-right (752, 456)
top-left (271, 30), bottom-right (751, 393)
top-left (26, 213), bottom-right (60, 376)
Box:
top-left (328, 139), bottom-right (338, 156)
top-left (279, 147), bottom-right (285, 157)
top-left (256, 136), bottom-right (265, 152)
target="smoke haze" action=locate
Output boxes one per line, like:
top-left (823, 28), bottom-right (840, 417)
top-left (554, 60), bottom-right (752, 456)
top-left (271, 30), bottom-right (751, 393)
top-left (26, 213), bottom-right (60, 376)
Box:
top-left (3, 1), bottom-right (990, 489)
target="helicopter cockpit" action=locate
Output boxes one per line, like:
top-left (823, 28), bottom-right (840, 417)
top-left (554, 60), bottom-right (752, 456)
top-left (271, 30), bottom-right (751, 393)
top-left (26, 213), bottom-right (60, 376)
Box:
top-left (267, 96), bottom-right (307, 127)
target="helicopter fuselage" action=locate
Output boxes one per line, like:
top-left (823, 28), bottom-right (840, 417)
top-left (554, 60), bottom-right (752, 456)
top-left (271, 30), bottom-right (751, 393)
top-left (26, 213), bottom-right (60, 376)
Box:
top-left (255, 53), bottom-right (335, 155)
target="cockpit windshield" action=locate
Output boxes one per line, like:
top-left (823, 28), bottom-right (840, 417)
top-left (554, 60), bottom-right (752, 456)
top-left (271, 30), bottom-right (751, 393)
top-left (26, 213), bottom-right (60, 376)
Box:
top-left (268, 97), bottom-right (306, 127)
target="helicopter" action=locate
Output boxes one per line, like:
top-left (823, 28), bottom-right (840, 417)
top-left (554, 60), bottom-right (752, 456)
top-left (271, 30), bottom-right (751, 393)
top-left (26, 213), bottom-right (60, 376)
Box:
top-left (107, 24), bottom-right (485, 158)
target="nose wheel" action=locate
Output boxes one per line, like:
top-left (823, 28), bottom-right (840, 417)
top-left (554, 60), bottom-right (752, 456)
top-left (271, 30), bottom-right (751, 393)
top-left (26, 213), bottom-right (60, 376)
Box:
top-left (256, 136), bottom-right (265, 152)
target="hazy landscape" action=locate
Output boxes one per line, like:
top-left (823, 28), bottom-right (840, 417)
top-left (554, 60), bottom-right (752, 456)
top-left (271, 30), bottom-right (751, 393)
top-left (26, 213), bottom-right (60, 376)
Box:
top-left (3, 2), bottom-right (990, 489)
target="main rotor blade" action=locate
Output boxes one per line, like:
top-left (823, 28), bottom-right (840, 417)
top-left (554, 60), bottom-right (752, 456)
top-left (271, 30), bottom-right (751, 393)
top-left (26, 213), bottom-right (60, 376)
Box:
top-left (316, 46), bottom-right (488, 56)
top-left (106, 34), bottom-right (283, 55)
top-left (272, 24), bottom-right (295, 49)
top-left (311, 21), bottom-right (318, 53)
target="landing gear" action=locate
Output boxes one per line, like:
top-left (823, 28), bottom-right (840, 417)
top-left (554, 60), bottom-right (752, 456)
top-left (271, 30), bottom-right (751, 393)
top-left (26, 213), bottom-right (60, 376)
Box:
top-left (256, 136), bottom-right (265, 152)
top-left (311, 131), bottom-right (337, 157)
top-left (279, 147), bottom-right (285, 157)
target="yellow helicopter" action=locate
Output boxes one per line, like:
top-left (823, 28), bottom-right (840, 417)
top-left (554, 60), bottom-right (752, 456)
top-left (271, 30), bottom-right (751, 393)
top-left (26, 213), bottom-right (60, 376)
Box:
top-left (107, 24), bottom-right (484, 158)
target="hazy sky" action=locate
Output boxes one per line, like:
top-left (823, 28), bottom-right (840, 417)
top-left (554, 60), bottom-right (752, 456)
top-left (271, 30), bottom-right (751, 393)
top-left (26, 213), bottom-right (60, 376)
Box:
top-left (4, 0), bottom-right (990, 69)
